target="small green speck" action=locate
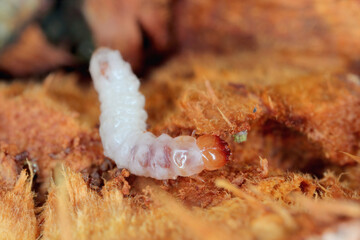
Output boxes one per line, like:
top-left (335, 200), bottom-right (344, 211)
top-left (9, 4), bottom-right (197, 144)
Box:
top-left (233, 131), bottom-right (248, 143)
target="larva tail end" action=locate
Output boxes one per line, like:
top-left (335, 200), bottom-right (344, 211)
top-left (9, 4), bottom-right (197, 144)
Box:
top-left (90, 48), bottom-right (124, 87)
top-left (196, 135), bottom-right (231, 171)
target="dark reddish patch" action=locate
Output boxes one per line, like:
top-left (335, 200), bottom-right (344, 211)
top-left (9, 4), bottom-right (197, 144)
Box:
top-left (14, 151), bottom-right (29, 162)
top-left (213, 135), bottom-right (231, 162)
top-left (228, 82), bottom-right (248, 96)
top-left (130, 145), bottom-right (138, 163)
top-left (14, 150), bottom-right (38, 175)
top-left (81, 158), bottom-right (120, 191)
top-left (228, 82), bottom-right (246, 89)
top-left (159, 145), bottom-right (172, 168)
top-left (348, 59), bottom-right (360, 76)
top-left (11, 150), bottom-right (40, 196)
top-left (286, 115), bottom-right (307, 127)
top-left (141, 145), bottom-right (154, 167)
top-left (100, 61), bottom-right (109, 79)
top-left (299, 181), bottom-right (310, 194)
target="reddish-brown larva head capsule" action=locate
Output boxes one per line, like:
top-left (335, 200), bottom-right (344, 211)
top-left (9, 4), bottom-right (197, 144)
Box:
top-left (196, 135), bottom-right (231, 171)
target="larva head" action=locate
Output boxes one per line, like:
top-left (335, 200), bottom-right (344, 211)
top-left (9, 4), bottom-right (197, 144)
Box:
top-left (196, 135), bottom-right (230, 171)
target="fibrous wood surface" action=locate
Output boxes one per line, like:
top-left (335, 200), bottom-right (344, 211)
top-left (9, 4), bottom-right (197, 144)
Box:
top-left (1, 49), bottom-right (360, 239)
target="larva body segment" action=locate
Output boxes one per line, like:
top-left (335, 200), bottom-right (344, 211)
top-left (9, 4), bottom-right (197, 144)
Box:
top-left (90, 48), bottom-right (229, 179)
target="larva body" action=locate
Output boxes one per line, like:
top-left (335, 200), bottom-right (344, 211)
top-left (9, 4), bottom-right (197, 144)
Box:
top-left (90, 48), bottom-right (230, 179)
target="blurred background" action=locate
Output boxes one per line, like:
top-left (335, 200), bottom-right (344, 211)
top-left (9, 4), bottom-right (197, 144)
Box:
top-left (0, 0), bottom-right (360, 79)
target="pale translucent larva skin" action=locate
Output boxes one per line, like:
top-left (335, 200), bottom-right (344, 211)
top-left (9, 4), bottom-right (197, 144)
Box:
top-left (90, 48), bottom-right (203, 179)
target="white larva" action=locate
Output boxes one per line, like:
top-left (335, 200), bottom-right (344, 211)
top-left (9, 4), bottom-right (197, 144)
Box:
top-left (90, 48), bottom-right (229, 179)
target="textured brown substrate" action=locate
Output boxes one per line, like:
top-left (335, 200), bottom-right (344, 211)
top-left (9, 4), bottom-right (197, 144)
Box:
top-left (1, 50), bottom-right (360, 239)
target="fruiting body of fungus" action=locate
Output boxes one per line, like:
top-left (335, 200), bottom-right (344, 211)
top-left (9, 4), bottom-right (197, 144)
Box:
top-left (90, 48), bottom-right (230, 179)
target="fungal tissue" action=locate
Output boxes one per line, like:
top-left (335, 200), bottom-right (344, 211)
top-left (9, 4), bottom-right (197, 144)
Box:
top-left (90, 48), bottom-right (230, 179)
